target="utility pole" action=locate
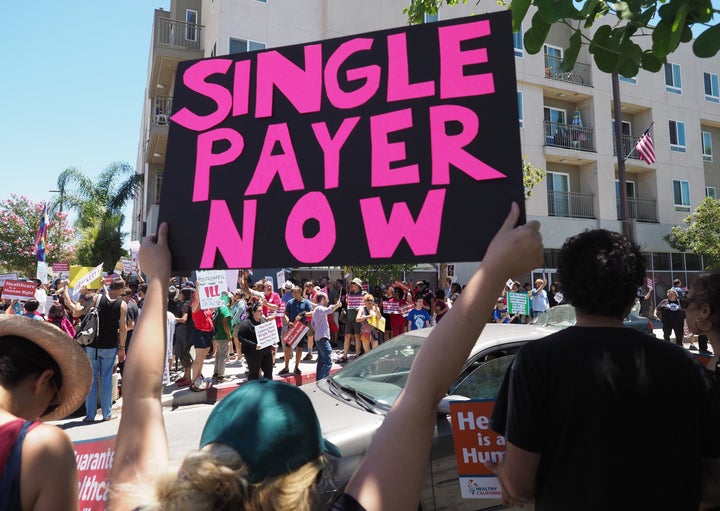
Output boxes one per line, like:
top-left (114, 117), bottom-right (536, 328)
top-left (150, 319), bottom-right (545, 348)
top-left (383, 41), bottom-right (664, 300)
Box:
top-left (612, 72), bottom-right (635, 243)
top-left (49, 186), bottom-right (65, 214)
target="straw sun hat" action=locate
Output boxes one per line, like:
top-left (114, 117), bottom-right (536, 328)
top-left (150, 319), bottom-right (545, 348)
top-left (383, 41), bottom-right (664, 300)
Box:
top-left (0, 315), bottom-right (92, 421)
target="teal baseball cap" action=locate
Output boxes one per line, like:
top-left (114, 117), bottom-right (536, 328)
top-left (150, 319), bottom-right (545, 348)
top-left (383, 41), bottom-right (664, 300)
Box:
top-left (199, 379), bottom-right (342, 482)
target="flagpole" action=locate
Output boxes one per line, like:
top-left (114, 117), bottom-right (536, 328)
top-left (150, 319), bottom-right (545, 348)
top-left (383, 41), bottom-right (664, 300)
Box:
top-left (612, 72), bottom-right (635, 243)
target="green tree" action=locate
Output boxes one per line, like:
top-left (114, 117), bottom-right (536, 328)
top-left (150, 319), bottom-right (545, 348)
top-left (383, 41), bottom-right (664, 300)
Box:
top-left (405, 0), bottom-right (719, 77)
top-left (54, 162), bottom-right (143, 272)
top-left (664, 196), bottom-right (720, 269)
top-left (347, 264), bottom-right (418, 289)
top-left (522, 155), bottom-right (545, 198)
top-left (0, 195), bottom-right (77, 278)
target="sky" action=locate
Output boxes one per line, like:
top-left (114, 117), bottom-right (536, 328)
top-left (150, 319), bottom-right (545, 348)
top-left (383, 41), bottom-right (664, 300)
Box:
top-left (1, 1), bottom-right (170, 242)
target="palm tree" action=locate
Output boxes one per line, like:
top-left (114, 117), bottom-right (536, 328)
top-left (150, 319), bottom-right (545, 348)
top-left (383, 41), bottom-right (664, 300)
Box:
top-left (53, 162), bottom-right (143, 271)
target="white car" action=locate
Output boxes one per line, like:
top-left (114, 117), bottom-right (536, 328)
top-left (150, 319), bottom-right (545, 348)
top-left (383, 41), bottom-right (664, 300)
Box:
top-left (304, 323), bottom-right (552, 510)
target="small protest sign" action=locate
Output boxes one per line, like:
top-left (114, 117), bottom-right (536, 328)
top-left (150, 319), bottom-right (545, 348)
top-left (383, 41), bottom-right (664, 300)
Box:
top-left (0, 273), bottom-right (18, 287)
top-left (255, 320), bottom-right (280, 349)
top-left (399, 303), bottom-right (414, 317)
top-left (347, 294), bottom-right (364, 309)
top-left (158, 12), bottom-right (524, 271)
top-left (282, 321), bottom-right (309, 349)
top-left (506, 291), bottom-right (529, 315)
top-left (368, 314), bottom-right (386, 332)
top-left (52, 262), bottom-right (70, 273)
top-left (1, 280), bottom-right (37, 301)
top-left (70, 264), bottom-right (104, 293)
top-left (449, 400), bottom-right (505, 499)
top-left (73, 435), bottom-right (116, 510)
top-left (276, 270), bottom-right (286, 291)
top-left (382, 300), bottom-right (399, 314)
top-left (197, 270), bottom-right (227, 309)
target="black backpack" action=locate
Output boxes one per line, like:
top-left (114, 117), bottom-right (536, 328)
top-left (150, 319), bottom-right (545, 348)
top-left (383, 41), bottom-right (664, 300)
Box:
top-left (74, 297), bottom-right (100, 346)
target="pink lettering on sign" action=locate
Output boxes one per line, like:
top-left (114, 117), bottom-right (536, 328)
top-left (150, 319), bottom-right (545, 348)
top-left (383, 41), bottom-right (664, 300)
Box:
top-left (256, 45), bottom-right (323, 118)
top-left (245, 123), bottom-right (305, 196)
top-left (360, 189), bottom-right (445, 258)
top-left (386, 33), bottom-right (435, 102)
top-left (232, 60), bottom-right (251, 117)
top-left (311, 117), bottom-right (360, 189)
top-left (285, 192), bottom-right (336, 263)
top-left (194, 128), bottom-right (245, 202)
top-left (438, 20), bottom-right (495, 99)
top-left (429, 105), bottom-right (506, 184)
top-left (200, 200), bottom-right (257, 268)
top-left (370, 109), bottom-right (419, 187)
top-left (204, 285), bottom-right (220, 298)
top-left (325, 38), bottom-right (381, 110)
top-left (171, 59), bottom-right (233, 132)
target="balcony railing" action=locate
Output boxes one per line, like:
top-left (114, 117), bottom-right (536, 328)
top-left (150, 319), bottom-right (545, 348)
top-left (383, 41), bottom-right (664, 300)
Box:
top-left (612, 134), bottom-right (641, 159)
top-left (544, 121), bottom-right (595, 152)
top-left (616, 197), bottom-right (658, 223)
top-left (544, 55), bottom-right (593, 87)
top-left (152, 96), bottom-right (173, 126)
top-left (155, 17), bottom-right (203, 51)
top-left (547, 190), bottom-right (595, 218)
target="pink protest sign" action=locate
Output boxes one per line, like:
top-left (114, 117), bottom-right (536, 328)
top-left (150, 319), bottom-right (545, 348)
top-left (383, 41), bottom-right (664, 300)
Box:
top-left (158, 12), bottom-right (524, 270)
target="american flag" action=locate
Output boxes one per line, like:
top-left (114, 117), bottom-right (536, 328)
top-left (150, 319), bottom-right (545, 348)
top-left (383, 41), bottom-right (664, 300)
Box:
top-left (34, 203), bottom-right (48, 262)
top-left (634, 127), bottom-right (655, 164)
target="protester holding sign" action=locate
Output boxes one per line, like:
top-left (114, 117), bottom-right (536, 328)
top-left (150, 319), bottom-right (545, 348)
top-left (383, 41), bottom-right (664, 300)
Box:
top-left (0, 315), bottom-right (92, 511)
top-left (311, 291), bottom-right (343, 381)
top-left (356, 294), bottom-right (382, 353)
top-left (236, 301), bottom-right (274, 381)
top-left (280, 286), bottom-right (313, 376)
top-left (340, 278), bottom-right (365, 363)
top-left (108, 202), bottom-right (544, 511)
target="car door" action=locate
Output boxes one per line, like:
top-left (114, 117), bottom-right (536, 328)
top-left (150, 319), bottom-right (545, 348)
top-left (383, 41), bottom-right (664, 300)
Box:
top-left (426, 346), bottom-right (533, 511)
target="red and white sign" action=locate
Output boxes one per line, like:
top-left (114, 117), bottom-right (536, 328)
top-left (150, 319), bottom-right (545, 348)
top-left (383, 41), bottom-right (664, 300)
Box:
top-left (1, 280), bottom-right (37, 301)
top-left (399, 303), bottom-right (414, 317)
top-left (282, 321), bottom-right (309, 349)
top-left (74, 435), bottom-right (116, 511)
top-left (449, 400), bottom-right (504, 499)
top-left (52, 262), bottom-right (70, 272)
top-left (255, 320), bottom-right (280, 349)
top-left (382, 301), bottom-right (400, 314)
top-left (347, 294), bottom-right (364, 309)
top-left (197, 269), bottom-right (226, 310)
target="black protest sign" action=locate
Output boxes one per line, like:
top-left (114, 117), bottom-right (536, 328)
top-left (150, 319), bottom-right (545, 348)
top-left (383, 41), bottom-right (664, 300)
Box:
top-left (158, 11), bottom-right (523, 271)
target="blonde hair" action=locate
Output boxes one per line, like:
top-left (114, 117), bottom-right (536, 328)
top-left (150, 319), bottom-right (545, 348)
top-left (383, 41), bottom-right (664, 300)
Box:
top-left (111, 444), bottom-right (325, 511)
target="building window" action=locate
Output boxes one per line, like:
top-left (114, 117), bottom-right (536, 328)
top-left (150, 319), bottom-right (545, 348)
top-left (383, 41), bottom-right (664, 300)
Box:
top-left (619, 75), bottom-right (637, 84)
top-left (513, 30), bottom-right (523, 57)
top-left (424, 12), bottom-right (438, 22)
top-left (547, 172), bottom-right (570, 217)
top-left (185, 9), bottom-right (198, 42)
top-left (705, 73), bottom-right (720, 103)
top-left (706, 187), bottom-right (716, 199)
top-left (669, 120), bottom-right (686, 153)
top-left (673, 179), bottom-right (690, 212)
top-left (229, 37), bottom-right (267, 54)
top-left (665, 63), bottom-right (682, 94)
top-left (517, 91), bottom-right (523, 128)
top-left (702, 131), bottom-right (713, 162)
top-left (544, 44), bottom-right (563, 78)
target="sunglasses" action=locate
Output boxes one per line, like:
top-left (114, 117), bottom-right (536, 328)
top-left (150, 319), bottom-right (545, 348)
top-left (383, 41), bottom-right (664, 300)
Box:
top-left (678, 296), bottom-right (695, 310)
top-left (42, 377), bottom-right (60, 417)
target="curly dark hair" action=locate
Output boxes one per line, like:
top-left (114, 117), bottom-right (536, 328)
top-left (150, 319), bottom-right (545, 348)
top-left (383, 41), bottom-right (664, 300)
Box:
top-left (558, 229), bottom-right (645, 319)
top-left (688, 272), bottom-right (720, 325)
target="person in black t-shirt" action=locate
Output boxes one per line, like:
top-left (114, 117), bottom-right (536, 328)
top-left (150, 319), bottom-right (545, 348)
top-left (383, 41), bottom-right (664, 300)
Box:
top-left (488, 229), bottom-right (715, 511)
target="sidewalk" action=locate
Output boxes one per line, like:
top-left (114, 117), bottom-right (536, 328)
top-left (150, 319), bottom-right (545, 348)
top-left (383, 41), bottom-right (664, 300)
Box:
top-left (153, 347), bottom-right (348, 409)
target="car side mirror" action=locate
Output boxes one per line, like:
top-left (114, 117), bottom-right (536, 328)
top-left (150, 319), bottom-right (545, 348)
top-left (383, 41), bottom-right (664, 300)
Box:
top-left (437, 394), bottom-right (470, 415)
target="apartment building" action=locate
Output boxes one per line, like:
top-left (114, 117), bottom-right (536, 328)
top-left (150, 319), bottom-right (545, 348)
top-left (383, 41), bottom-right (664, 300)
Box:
top-left (132, 0), bottom-right (720, 298)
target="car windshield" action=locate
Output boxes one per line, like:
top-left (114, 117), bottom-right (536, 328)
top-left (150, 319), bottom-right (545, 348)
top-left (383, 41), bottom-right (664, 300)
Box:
top-left (530, 304), bottom-right (576, 328)
top-left (328, 334), bottom-right (425, 410)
